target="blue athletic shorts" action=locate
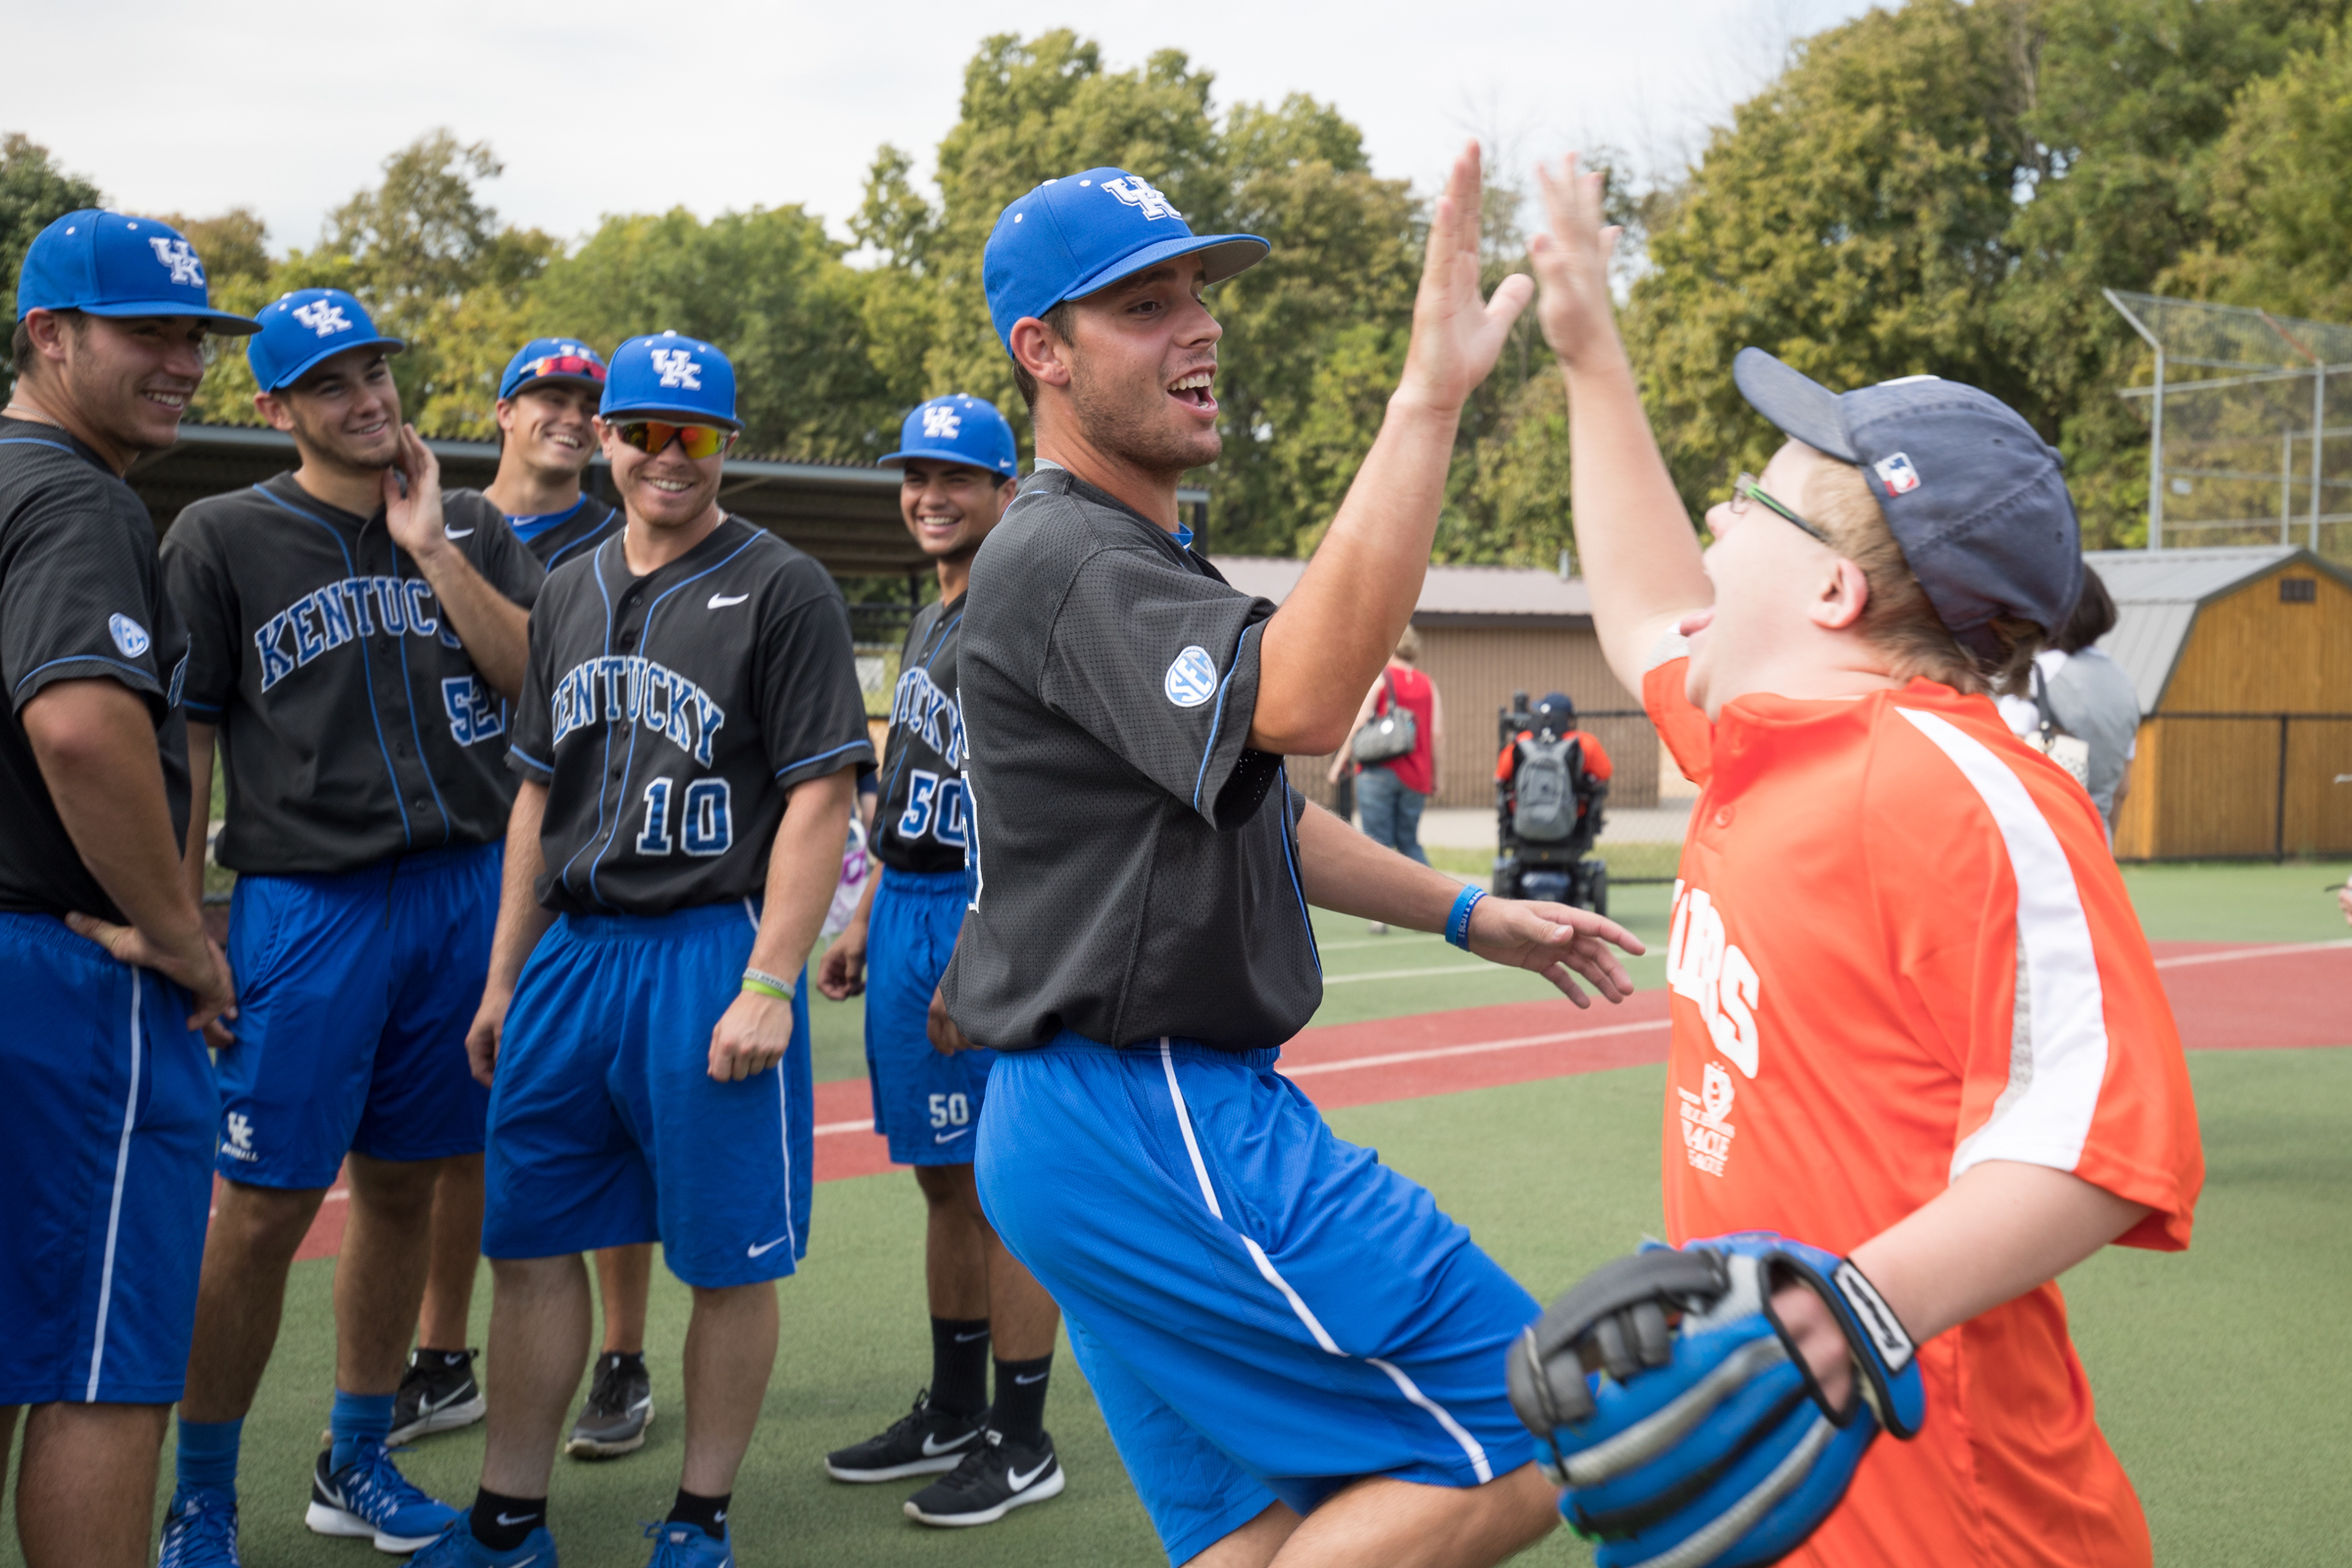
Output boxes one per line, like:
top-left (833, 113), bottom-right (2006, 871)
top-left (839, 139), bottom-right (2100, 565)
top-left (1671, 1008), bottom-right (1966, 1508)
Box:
top-left (0, 913), bottom-right (217, 1405)
top-left (483, 901), bottom-right (814, 1289)
top-left (865, 866), bottom-right (992, 1165)
top-left (213, 843), bottom-right (499, 1189)
top-left (976, 1035), bottom-right (1540, 1566)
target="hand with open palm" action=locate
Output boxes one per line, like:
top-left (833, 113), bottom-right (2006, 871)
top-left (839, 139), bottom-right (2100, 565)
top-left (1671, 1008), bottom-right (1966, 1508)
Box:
top-left (1396, 142), bottom-right (1536, 416)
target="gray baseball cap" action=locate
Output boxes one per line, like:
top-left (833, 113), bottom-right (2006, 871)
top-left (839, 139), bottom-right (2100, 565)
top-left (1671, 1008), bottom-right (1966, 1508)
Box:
top-left (1733, 348), bottom-right (2082, 659)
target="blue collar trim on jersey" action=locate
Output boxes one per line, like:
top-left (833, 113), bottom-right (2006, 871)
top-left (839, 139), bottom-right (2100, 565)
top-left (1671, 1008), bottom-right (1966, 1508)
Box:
top-left (506, 496), bottom-right (589, 543)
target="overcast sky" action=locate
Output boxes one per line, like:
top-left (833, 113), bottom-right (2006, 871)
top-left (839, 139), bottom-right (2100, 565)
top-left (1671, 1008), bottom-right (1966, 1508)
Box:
top-left (18, 0), bottom-right (1874, 254)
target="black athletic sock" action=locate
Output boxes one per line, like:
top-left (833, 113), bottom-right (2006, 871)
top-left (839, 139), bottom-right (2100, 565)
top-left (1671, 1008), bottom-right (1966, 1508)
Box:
top-left (930, 1317), bottom-right (991, 1419)
top-left (469, 1489), bottom-right (545, 1552)
top-left (667, 1488), bottom-right (731, 1541)
top-left (992, 1351), bottom-right (1054, 1446)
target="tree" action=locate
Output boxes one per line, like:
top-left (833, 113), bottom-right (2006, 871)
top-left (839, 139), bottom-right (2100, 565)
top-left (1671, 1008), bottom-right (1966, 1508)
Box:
top-left (0, 134), bottom-right (104, 396)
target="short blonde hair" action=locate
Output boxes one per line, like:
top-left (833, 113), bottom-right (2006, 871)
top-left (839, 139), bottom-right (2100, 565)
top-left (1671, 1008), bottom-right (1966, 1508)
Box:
top-left (1393, 624), bottom-right (1422, 664)
top-left (1805, 461), bottom-right (2042, 696)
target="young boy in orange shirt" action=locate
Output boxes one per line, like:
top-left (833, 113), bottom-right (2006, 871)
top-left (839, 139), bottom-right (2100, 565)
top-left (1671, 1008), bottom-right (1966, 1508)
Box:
top-left (1522, 159), bottom-right (2202, 1567)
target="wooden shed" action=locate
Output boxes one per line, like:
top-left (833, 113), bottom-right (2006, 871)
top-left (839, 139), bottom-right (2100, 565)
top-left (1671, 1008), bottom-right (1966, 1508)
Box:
top-left (1211, 559), bottom-right (1657, 810)
top-left (2091, 547), bottom-right (2352, 859)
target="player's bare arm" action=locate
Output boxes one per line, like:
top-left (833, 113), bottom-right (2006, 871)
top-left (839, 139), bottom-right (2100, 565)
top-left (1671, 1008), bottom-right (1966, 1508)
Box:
top-left (464, 779), bottom-right (558, 1086)
top-left (1295, 804), bottom-right (1639, 1004)
top-left (179, 718), bottom-right (217, 910)
top-left (815, 860), bottom-right (882, 1001)
top-left (28, 679), bottom-right (234, 1034)
top-left (382, 424), bottom-right (531, 699)
top-left (1247, 145), bottom-right (1533, 757)
top-left (1529, 157), bottom-right (1713, 690)
top-left (710, 766), bottom-right (857, 1083)
top-left (1763, 1161), bottom-right (2152, 1409)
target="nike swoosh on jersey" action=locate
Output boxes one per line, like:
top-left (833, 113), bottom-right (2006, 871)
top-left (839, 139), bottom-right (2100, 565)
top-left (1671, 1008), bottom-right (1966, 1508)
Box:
top-left (1008, 1457), bottom-right (1054, 1490)
top-left (934, 1128), bottom-right (972, 1144)
top-left (747, 1235), bottom-right (792, 1256)
top-left (444, 526), bottom-right (475, 538)
top-left (922, 1430), bottom-right (980, 1457)
top-left (709, 592), bottom-right (750, 609)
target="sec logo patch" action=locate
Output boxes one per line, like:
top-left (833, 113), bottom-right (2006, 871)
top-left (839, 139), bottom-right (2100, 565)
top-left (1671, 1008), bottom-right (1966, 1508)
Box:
top-left (1163, 645), bottom-right (1217, 708)
top-left (109, 612), bottom-right (151, 659)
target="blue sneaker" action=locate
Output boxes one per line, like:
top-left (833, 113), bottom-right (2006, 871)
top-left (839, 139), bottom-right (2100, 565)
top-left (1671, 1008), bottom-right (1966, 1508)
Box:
top-left (304, 1440), bottom-right (461, 1552)
top-left (157, 1489), bottom-right (240, 1567)
top-left (643, 1520), bottom-right (733, 1566)
top-left (405, 1517), bottom-right (560, 1566)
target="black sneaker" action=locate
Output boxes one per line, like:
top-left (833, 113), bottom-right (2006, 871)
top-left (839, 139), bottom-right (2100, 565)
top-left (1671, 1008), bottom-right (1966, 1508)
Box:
top-left (823, 1389), bottom-right (986, 1483)
top-left (565, 1351), bottom-right (655, 1459)
top-left (904, 1429), bottom-right (1064, 1527)
top-left (389, 1349), bottom-right (486, 1445)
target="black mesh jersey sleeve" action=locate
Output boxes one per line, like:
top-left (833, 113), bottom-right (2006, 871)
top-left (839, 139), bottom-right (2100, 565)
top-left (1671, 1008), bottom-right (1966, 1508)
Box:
top-left (1038, 544), bottom-right (1279, 831)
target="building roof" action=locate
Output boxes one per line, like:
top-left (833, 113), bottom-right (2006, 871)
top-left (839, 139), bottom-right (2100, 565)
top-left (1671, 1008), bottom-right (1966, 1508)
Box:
top-left (2085, 546), bottom-right (2352, 711)
top-left (1212, 557), bottom-right (1593, 627)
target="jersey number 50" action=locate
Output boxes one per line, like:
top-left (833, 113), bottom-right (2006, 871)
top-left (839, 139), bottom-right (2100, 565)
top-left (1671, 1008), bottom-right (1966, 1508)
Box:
top-left (637, 777), bottom-right (732, 857)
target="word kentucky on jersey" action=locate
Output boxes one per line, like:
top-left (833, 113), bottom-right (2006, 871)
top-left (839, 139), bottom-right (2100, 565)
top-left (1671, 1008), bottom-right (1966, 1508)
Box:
top-left (255, 576), bottom-right (449, 691)
top-left (551, 654), bottom-right (727, 766)
top-left (891, 664), bottom-right (965, 770)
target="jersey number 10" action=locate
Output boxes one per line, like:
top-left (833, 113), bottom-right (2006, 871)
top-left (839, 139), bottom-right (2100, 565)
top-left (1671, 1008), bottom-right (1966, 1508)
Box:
top-left (637, 777), bottom-right (733, 857)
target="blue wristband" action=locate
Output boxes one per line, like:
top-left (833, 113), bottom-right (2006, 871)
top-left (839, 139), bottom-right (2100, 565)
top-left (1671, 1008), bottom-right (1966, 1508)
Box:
top-left (1446, 884), bottom-right (1485, 950)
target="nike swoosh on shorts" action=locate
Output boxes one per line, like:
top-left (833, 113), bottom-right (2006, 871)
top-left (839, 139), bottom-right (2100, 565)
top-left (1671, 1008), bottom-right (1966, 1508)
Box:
top-left (709, 592), bottom-right (750, 609)
top-left (747, 1236), bottom-right (792, 1256)
top-left (934, 1128), bottom-right (971, 1144)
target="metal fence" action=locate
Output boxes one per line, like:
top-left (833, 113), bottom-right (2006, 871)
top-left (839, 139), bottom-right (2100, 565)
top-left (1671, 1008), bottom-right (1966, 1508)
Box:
top-left (2127, 711), bottom-right (2352, 860)
top-left (2107, 290), bottom-right (2352, 561)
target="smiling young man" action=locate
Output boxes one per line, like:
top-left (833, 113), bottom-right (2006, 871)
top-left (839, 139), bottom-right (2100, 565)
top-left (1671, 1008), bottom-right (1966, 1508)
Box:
top-left (942, 151), bottom-right (1643, 1568)
top-left (157, 287), bottom-right (543, 1564)
top-left (816, 394), bottom-right (1068, 1527)
top-left (0, 211), bottom-right (250, 1568)
top-left (414, 331), bottom-right (871, 1568)
top-left (397, 337), bottom-right (655, 1463)
top-left (1519, 159), bottom-right (2201, 1566)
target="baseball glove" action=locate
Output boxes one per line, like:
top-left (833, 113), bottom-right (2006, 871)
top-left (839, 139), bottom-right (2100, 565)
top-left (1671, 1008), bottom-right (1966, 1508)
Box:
top-left (1505, 1234), bottom-right (1924, 1568)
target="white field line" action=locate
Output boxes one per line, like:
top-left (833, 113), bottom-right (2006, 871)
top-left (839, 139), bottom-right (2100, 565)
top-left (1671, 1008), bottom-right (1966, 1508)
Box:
top-left (1323, 963), bottom-right (1491, 985)
top-left (2151, 939), bottom-right (2352, 969)
top-left (811, 941), bottom-right (2349, 1139)
top-left (811, 1017), bottom-right (1673, 1137)
top-left (1315, 933), bottom-right (1446, 954)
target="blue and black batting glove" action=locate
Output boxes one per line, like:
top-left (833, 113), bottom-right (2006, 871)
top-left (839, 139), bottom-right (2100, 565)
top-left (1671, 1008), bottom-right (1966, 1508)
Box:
top-left (1505, 1234), bottom-right (1923, 1568)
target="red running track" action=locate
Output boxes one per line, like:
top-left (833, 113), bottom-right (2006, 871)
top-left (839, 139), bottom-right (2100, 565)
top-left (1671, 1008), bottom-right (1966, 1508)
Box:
top-left (266, 938), bottom-right (2349, 1261)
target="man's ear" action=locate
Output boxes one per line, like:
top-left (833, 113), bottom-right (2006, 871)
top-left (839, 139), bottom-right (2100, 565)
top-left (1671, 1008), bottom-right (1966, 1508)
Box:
top-left (253, 389), bottom-right (295, 434)
top-left (1009, 316), bottom-right (1074, 392)
top-left (1811, 558), bottom-right (1872, 633)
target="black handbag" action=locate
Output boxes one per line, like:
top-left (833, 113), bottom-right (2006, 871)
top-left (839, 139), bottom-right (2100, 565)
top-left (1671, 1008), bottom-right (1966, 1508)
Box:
top-left (1349, 672), bottom-right (1418, 764)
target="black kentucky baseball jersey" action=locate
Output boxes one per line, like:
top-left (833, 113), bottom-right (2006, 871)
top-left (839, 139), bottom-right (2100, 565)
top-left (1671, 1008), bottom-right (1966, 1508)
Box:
top-left (872, 593), bottom-right (972, 875)
top-left (508, 515), bottom-right (873, 917)
top-left (0, 416), bottom-right (191, 921)
top-left (162, 473), bottom-right (544, 875)
top-left (940, 467), bottom-right (1322, 1051)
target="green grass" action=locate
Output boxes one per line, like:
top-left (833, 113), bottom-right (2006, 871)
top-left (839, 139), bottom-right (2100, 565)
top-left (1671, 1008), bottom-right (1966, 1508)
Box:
top-left (11, 861), bottom-right (2344, 1565)
top-left (1423, 844), bottom-right (1684, 883)
top-left (67, 1047), bottom-right (2343, 1568)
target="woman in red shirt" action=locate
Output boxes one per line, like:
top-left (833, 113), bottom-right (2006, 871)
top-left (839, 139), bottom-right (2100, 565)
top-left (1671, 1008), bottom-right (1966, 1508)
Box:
top-left (1331, 629), bottom-right (1443, 930)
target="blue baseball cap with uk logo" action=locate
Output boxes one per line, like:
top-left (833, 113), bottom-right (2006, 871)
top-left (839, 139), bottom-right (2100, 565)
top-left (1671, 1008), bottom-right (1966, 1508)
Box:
top-left (879, 394), bottom-right (1017, 477)
top-left (14, 210), bottom-right (260, 333)
top-left (498, 337), bottom-right (608, 401)
top-left (1733, 347), bottom-right (2082, 657)
top-left (601, 331), bottom-right (740, 431)
top-left (983, 169), bottom-right (1268, 350)
top-left (248, 288), bottom-right (405, 392)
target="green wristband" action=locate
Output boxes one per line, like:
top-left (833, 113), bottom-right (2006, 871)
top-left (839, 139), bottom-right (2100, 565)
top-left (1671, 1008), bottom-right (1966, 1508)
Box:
top-left (741, 975), bottom-right (792, 1002)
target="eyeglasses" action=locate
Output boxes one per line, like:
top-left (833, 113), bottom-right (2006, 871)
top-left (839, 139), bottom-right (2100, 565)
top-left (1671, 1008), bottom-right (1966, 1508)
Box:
top-left (1729, 473), bottom-right (1833, 546)
top-left (516, 353), bottom-right (606, 384)
top-left (613, 420), bottom-right (734, 461)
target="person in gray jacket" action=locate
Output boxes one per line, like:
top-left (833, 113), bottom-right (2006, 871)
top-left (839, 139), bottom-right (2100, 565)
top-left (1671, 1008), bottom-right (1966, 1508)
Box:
top-left (1997, 565), bottom-right (2140, 833)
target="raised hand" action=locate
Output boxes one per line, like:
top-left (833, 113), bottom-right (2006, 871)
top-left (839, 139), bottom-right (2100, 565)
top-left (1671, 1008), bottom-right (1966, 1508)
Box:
top-left (1530, 155), bottom-right (1623, 368)
top-left (381, 422), bottom-right (449, 562)
top-left (1397, 142), bottom-right (1536, 415)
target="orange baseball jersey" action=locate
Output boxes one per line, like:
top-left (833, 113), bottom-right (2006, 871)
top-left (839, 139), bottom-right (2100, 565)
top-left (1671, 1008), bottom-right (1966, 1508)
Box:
top-left (1642, 652), bottom-right (2202, 1568)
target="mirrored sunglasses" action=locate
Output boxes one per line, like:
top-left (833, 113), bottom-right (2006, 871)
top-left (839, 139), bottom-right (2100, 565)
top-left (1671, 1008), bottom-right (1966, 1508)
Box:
top-left (613, 420), bottom-right (734, 461)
